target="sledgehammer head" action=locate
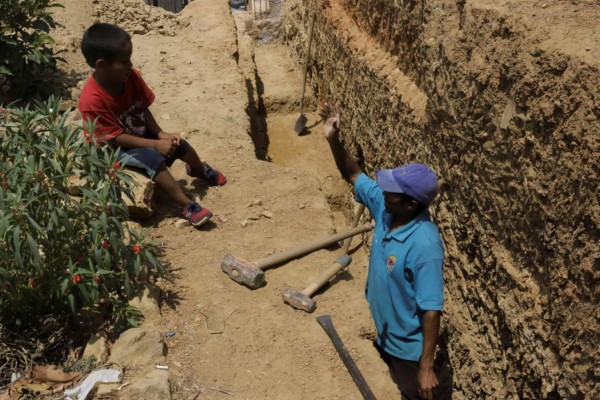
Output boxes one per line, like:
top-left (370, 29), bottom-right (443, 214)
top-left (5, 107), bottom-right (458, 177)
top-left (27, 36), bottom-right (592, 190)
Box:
top-left (221, 253), bottom-right (265, 289)
top-left (282, 287), bottom-right (316, 313)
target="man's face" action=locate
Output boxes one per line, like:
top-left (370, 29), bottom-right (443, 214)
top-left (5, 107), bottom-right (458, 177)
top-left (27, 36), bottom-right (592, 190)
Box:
top-left (99, 40), bottom-right (133, 84)
top-left (384, 191), bottom-right (420, 216)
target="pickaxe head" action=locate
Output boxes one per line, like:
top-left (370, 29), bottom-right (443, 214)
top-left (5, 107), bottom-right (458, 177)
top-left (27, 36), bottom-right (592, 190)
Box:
top-left (282, 287), bottom-right (316, 313)
top-left (221, 253), bottom-right (265, 289)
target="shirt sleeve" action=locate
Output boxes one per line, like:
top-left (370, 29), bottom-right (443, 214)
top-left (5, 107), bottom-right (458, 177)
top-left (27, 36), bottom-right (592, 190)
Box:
top-left (413, 254), bottom-right (444, 311)
top-left (81, 106), bottom-right (123, 142)
top-left (354, 173), bottom-right (384, 221)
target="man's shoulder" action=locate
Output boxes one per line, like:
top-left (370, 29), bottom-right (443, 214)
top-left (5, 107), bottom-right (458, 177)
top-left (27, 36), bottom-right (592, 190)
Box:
top-left (411, 220), bottom-right (444, 253)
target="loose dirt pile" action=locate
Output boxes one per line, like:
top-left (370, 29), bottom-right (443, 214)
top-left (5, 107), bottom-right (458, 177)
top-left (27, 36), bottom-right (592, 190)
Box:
top-left (92, 0), bottom-right (182, 36)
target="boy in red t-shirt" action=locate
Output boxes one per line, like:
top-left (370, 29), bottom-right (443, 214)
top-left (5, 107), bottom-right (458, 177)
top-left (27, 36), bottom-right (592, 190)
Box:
top-left (79, 23), bottom-right (225, 227)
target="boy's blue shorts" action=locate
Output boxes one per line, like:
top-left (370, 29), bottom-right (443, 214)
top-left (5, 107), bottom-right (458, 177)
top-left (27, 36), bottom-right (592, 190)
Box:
top-left (118, 139), bottom-right (190, 180)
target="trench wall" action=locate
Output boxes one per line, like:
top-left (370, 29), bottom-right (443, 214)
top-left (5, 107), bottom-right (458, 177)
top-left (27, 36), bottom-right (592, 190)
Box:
top-left (282, 0), bottom-right (599, 399)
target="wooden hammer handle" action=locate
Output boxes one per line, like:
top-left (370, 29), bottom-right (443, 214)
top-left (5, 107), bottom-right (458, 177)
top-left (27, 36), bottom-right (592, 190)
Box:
top-left (254, 223), bottom-right (373, 270)
top-left (302, 255), bottom-right (352, 297)
top-left (342, 204), bottom-right (366, 253)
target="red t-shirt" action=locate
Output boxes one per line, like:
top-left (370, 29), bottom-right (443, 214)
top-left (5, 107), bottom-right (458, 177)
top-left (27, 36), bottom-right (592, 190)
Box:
top-left (78, 68), bottom-right (155, 141)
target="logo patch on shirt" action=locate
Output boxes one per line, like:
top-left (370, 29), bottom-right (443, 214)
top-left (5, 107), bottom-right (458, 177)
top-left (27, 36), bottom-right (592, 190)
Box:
top-left (386, 255), bottom-right (396, 272)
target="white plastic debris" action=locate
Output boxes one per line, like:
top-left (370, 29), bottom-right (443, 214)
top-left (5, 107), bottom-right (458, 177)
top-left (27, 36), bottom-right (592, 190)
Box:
top-left (10, 372), bottom-right (22, 382)
top-left (64, 369), bottom-right (121, 400)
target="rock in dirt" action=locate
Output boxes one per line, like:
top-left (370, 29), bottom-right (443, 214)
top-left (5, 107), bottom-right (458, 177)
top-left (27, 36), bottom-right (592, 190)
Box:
top-left (129, 283), bottom-right (161, 322)
top-left (175, 219), bottom-right (189, 228)
top-left (261, 210), bottom-right (273, 219)
top-left (83, 333), bottom-right (109, 364)
top-left (125, 172), bottom-right (156, 219)
top-left (108, 327), bottom-right (166, 366)
top-left (127, 369), bottom-right (171, 400)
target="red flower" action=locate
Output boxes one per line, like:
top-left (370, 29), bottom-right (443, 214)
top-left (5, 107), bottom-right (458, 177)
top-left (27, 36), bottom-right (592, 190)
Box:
top-left (36, 169), bottom-right (43, 175)
top-left (113, 161), bottom-right (121, 169)
top-left (74, 256), bottom-right (82, 264)
top-left (86, 137), bottom-right (93, 143)
top-left (108, 168), bottom-right (116, 178)
top-left (72, 274), bottom-right (83, 284)
top-left (95, 275), bottom-right (102, 284)
top-left (101, 240), bottom-right (109, 249)
top-left (28, 277), bottom-right (36, 288)
top-left (132, 245), bottom-right (141, 254)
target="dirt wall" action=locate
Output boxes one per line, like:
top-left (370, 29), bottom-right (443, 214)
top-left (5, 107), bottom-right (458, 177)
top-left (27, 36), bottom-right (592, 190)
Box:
top-left (282, 0), bottom-right (599, 398)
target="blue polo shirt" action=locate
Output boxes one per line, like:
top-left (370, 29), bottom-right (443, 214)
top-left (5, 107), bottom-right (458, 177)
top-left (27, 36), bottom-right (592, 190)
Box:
top-left (354, 173), bottom-right (444, 361)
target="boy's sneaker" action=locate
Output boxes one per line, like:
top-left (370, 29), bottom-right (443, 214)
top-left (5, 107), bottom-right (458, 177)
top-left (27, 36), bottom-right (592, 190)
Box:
top-left (185, 163), bottom-right (227, 186)
top-left (183, 202), bottom-right (213, 227)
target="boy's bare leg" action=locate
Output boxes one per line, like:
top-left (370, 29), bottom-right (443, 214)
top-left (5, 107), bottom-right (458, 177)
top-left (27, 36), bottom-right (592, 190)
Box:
top-left (153, 164), bottom-right (193, 207)
top-left (179, 146), bottom-right (206, 177)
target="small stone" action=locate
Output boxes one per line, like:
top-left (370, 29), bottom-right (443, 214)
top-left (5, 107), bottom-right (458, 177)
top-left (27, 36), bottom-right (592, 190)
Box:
top-left (175, 219), bottom-right (188, 228)
top-left (132, 25), bottom-right (146, 34)
top-left (218, 215), bottom-right (228, 223)
top-left (240, 219), bottom-right (249, 227)
top-left (585, 47), bottom-right (591, 51)
top-left (252, 199), bottom-right (263, 206)
top-left (160, 113), bottom-right (170, 120)
top-left (261, 211), bottom-right (273, 219)
top-left (184, 80), bottom-right (192, 85)
top-left (247, 215), bottom-right (260, 221)
top-left (299, 204), bottom-right (305, 209)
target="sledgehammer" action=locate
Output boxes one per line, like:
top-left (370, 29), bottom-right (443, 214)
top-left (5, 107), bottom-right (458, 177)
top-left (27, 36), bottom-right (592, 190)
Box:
top-left (221, 223), bottom-right (373, 289)
top-left (282, 254), bottom-right (352, 312)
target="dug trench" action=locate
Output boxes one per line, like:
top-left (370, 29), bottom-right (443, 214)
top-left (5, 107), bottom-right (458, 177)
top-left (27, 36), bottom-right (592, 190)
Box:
top-left (45, 0), bottom-right (598, 399)
top-left (281, 0), bottom-right (599, 399)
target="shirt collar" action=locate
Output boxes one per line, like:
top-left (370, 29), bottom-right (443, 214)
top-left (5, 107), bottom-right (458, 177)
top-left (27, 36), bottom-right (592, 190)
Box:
top-left (383, 210), bottom-right (430, 242)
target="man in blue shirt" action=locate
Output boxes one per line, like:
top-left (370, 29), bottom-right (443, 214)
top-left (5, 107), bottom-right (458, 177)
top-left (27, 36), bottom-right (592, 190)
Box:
top-left (320, 105), bottom-right (449, 400)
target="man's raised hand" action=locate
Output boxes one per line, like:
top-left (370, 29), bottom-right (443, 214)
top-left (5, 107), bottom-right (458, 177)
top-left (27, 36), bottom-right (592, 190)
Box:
top-left (319, 103), bottom-right (340, 141)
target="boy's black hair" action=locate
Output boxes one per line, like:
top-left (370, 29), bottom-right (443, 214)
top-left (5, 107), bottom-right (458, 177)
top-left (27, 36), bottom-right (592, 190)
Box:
top-left (81, 23), bottom-right (131, 68)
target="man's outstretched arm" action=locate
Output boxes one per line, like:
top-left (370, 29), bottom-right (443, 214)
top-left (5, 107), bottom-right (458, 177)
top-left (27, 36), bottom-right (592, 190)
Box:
top-left (418, 310), bottom-right (441, 400)
top-left (319, 104), bottom-right (363, 185)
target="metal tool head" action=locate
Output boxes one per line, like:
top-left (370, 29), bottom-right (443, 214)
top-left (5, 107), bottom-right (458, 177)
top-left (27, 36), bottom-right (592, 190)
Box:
top-left (294, 113), bottom-right (308, 135)
top-left (282, 287), bottom-right (316, 313)
top-left (221, 253), bottom-right (265, 289)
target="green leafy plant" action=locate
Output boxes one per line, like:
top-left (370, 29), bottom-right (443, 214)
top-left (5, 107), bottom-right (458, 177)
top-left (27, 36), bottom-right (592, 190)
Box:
top-left (0, 96), bottom-right (164, 331)
top-left (0, 0), bottom-right (64, 101)
top-left (62, 355), bottom-right (97, 373)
